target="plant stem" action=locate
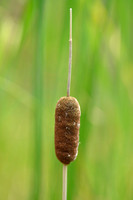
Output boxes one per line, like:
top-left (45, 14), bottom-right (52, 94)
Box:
top-left (67, 8), bottom-right (72, 97)
top-left (63, 8), bottom-right (72, 200)
top-left (62, 165), bottom-right (67, 200)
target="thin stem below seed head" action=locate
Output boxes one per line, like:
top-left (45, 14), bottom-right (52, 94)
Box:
top-left (62, 165), bottom-right (67, 200)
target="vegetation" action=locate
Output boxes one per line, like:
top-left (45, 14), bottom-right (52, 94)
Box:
top-left (0, 0), bottom-right (132, 199)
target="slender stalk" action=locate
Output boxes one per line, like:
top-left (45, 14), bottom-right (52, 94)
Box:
top-left (63, 8), bottom-right (72, 200)
top-left (67, 8), bottom-right (72, 97)
top-left (62, 165), bottom-right (67, 200)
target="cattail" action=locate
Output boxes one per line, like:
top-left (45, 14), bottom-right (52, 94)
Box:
top-left (54, 8), bottom-right (81, 200)
top-left (55, 96), bottom-right (81, 165)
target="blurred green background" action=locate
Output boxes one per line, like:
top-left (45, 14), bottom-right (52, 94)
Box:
top-left (0, 0), bottom-right (133, 199)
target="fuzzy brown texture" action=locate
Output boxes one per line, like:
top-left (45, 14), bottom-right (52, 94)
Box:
top-left (55, 96), bottom-right (81, 165)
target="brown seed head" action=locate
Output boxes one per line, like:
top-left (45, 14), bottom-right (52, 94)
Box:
top-left (55, 96), bottom-right (81, 165)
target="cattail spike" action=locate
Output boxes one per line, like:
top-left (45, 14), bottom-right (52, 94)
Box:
top-left (55, 97), bottom-right (81, 165)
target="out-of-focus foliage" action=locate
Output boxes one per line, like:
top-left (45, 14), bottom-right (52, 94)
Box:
top-left (0, 0), bottom-right (133, 199)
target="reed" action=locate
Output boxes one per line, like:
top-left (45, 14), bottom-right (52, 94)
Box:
top-left (55, 8), bottom-right (81, 200)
